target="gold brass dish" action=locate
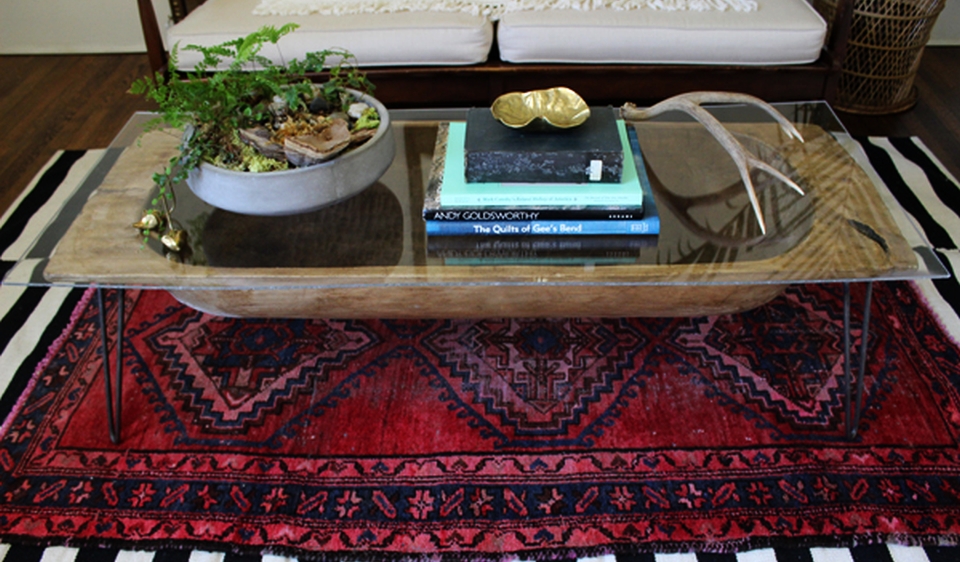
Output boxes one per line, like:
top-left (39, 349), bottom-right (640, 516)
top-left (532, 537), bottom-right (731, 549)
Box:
top-left (491, 87), bottom-right (591, 129)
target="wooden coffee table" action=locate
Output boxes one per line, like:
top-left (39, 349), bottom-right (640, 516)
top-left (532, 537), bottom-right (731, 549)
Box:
top-left (15, 103), bottom-right (950, 440)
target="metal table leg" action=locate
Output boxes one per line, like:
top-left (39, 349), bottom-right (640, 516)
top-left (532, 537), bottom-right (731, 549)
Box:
top-left (96, 287), bottom-right (124, 444)
top-left (843, 281), bottom-right (874, 439)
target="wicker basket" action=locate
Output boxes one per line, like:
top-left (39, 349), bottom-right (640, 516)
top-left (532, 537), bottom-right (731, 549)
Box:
top-left (815, 0), bottom-right (945, 114)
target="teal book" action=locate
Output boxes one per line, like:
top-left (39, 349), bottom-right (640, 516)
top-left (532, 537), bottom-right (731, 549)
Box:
top-left (432, 121), bottom-right (644, 208)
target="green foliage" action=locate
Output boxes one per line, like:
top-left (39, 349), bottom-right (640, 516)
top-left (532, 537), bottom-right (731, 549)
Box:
top-left (129, 24), bottom-right (375, 191)
top-left (354, 107), bottom-right (381, 130)
top-left (211, 131), bottom-right (290, 172)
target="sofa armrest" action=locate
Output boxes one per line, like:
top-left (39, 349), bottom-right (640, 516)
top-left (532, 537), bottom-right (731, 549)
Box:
top-left (138, 0), bottom-right (168, 74)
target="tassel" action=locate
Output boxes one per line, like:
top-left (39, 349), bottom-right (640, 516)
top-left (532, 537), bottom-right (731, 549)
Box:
top-left (253, 0), bottom-right (757, 18)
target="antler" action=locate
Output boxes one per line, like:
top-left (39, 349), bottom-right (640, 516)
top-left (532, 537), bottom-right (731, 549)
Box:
top-left (621, 92), bottom-right (805, 235)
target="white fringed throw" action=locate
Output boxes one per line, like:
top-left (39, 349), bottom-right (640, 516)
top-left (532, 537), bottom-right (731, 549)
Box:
top-left (253, 0), bottom-right (757, 19)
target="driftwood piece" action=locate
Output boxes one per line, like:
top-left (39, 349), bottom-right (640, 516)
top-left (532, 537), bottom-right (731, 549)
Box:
top-left (283, 118), bottom-right (352, 167)
top-left (239, 126), bottom-right (286, 161)
top-left (349, 127), bottom-right (378, 145)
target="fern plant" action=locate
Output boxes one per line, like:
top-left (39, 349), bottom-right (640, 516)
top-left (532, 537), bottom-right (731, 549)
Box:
top-left (129, 24), bottom-right (376, 250)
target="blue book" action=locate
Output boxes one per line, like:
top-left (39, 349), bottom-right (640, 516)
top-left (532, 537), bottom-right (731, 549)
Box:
top-left (425, 219), bottom-right (658, 236)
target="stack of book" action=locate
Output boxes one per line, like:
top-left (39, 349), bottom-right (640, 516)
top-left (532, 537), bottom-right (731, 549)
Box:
top-left (422, 108), bottom-right (660, 244)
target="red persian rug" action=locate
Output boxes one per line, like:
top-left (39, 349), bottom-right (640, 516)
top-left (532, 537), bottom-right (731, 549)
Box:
top-left (1, 282), bottom-right (960, 559)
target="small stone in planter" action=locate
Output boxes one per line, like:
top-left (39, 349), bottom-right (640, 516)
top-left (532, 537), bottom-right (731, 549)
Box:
top-left (309, 97), bottom-right (330, 114)
top-left (268, 97), bottom-right (290, 128)
top-left (348, 102), bottom-right (372, 119)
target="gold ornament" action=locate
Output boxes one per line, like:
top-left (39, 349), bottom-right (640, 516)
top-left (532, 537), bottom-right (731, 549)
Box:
top-left (491, 87), bottom-right (591, 130)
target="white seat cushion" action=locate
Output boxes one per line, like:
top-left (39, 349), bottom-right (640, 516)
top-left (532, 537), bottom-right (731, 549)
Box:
top-left (166, 0), bottom-right (494, 69)
top-left (497, 0), bottom-right (827, 65)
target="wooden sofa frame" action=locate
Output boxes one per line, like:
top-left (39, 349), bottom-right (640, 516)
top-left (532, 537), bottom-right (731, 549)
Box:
top-left (137, 0), bottom-right (853, 108)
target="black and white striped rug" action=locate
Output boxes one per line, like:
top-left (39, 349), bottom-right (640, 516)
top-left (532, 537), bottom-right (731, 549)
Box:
top-left (0, 138), bottom-right (958, 562)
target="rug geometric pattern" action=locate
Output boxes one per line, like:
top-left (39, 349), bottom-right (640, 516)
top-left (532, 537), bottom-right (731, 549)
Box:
top-left (2, 279), bottom-right (960, 557)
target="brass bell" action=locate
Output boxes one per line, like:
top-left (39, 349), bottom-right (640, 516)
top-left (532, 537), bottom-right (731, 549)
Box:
top-left (160, 229), bottom-right (188, 253)
top-left (133, 210), bottom-right (163, 231)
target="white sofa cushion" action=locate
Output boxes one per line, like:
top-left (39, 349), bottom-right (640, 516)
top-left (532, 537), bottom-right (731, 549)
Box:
top-left (497, 0), bottom-right (827, 65)
top-left (166, 0), bottom-right (494, 68)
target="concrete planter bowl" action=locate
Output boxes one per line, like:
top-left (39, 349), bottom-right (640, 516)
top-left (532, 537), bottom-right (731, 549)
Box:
top-left (185, 90), bottom-right (395, 216)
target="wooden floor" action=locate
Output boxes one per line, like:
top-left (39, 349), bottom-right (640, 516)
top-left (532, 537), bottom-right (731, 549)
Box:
top-left (1, 48), bottom-right (959, 218)
top-left (837, 47), bottom-right (960, 180)
top-left (0, 54), bottom-right (156, 216)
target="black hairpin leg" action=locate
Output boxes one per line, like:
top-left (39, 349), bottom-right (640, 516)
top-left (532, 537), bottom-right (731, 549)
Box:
top-left (96, 287), bottom-right (124, 444)
top-left (843, 282), bottom-right (874, 439)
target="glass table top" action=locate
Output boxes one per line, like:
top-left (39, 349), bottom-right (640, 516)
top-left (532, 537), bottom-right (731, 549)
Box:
top-left (4, 102), bottom-right (949, 294)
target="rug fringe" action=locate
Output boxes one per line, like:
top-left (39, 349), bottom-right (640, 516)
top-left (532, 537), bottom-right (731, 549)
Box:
top-left (4, 532), bottom-right (960, 561)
